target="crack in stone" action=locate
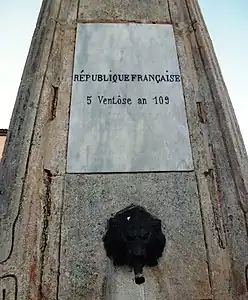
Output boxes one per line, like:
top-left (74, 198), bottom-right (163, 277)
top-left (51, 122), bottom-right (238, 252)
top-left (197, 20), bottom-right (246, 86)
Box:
top-left (50, 85), bottom-right (59, 121)
top-left (38, 168), bottom-right (52, 299)
top-left (0, 275), bottom-right (18, 300)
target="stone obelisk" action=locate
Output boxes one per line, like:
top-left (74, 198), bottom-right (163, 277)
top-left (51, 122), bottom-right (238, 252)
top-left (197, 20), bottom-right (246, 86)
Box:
top-left (1, 0), bottom-right (248, 299)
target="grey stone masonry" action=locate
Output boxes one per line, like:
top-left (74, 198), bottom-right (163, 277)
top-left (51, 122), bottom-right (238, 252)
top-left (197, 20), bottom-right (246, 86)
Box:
top-left (0, 0), bottom-right (248, 299)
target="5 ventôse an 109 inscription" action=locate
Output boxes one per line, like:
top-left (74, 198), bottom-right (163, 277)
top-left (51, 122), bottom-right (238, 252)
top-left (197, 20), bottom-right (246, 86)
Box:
top-left (67, 23), bottom-right (193, 173)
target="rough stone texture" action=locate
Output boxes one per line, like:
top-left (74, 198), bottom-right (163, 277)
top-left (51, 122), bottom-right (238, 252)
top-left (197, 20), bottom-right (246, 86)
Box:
top-left (0, 0), bottom-right (248, 299)
top-left (59, 173), bottom-right (211, 299)
top-left (78, 0), bottom-right (170, 22)
top-left (0, 0), bottom-right (77, 299)
top-left (185, 2), bottom-right (248, 299)
top-left (0, 0), bottom-right (62, 263)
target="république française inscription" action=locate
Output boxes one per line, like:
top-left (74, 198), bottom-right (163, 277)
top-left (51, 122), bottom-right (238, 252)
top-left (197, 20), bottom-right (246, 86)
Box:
top-left (67, 23), bottom-right (193, 173)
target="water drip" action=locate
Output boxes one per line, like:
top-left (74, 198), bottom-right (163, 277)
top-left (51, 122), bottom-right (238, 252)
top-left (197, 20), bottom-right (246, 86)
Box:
top-left (138, 284), bottom-right (145, 300)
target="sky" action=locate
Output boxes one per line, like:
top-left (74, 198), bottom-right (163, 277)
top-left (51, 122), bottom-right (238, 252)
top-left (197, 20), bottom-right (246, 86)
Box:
top-left (0, 1), bottom-right (247, 150)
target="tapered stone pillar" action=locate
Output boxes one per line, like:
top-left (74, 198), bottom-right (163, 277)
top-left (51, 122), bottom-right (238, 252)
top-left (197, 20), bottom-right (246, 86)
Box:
top-left (1, 0), bottom-right (248, 299)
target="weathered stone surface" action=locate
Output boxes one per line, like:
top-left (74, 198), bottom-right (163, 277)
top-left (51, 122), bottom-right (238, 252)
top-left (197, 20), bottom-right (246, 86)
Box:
top-left (78, 0), bottom-right (170, 22)
top-left (59, 173), bottom-right (211, 299)
top-left (0, 0), bottom-right (78, 299)
top-left (67, 23), bottom-right (193, 173)
top-left (186, 1), bottom-right (248, 298)
top-left (0, 275), bottom-right (17, 299)
top-left (0, 0), bottom-right (63, 263)
top-left (1, 0), bottom-right (248, 299)
top-left (168, 1), bottom-right (233, 298)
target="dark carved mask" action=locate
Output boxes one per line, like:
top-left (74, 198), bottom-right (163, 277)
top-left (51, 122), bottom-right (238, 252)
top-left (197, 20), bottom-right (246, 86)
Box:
top-left (103, 205), bottom-right (166, 284)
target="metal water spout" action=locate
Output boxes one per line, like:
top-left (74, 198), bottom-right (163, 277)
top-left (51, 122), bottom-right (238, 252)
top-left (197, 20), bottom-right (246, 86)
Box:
top-left (103, 205), bottom-right (166, 284)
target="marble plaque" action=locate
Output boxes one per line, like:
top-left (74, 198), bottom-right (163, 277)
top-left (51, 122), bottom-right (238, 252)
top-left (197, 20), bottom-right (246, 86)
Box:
top-left (67, 23), bottom-right (193, 173)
